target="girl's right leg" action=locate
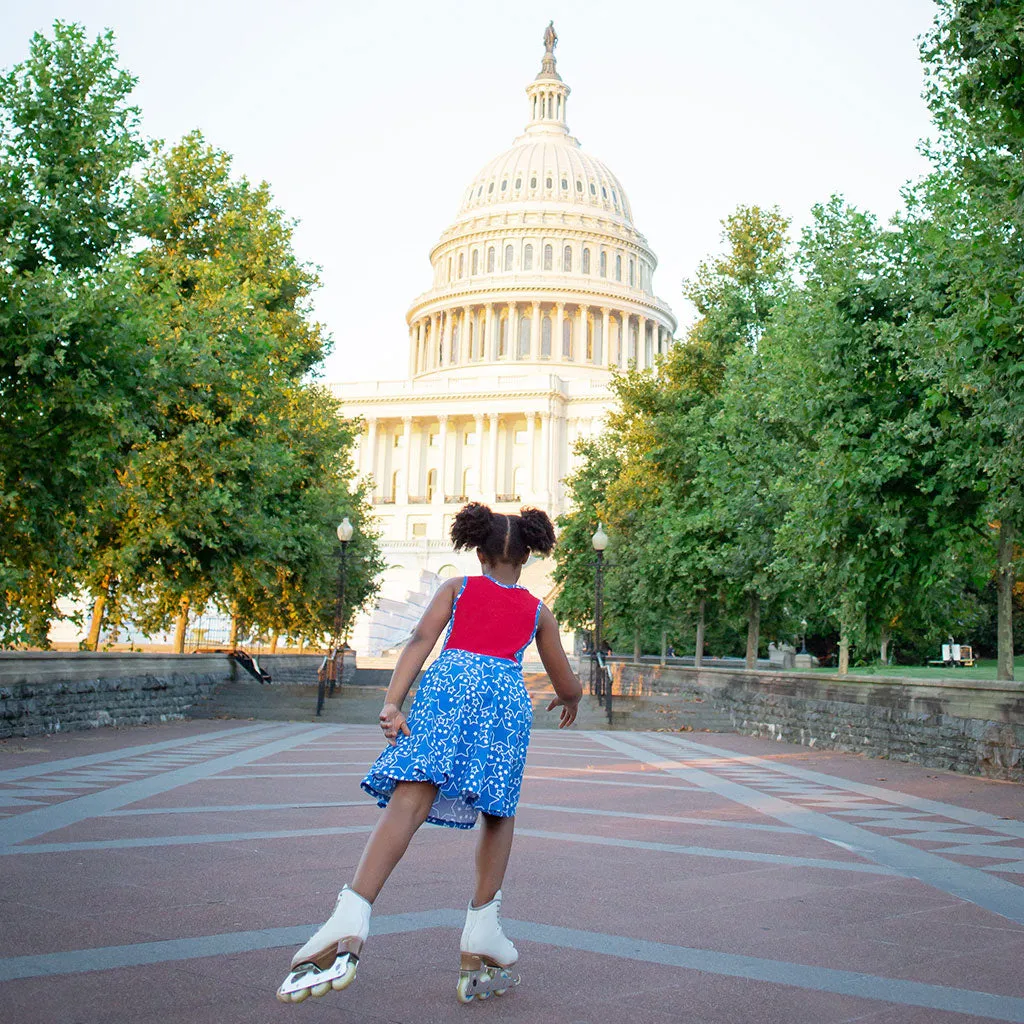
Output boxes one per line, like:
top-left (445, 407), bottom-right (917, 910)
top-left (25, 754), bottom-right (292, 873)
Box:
top-left (351, 780), bottom-right (438, 902)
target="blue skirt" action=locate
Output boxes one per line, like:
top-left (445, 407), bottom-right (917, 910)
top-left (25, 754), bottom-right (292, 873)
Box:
top-left (360, 648), bottom-right (534, 829)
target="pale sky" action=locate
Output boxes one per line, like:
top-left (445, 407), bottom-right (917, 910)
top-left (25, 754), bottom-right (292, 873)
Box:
top-left (2, 0), bottom-right (939, 385)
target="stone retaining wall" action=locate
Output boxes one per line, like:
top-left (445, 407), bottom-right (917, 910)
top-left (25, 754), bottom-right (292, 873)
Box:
top-left (612, 663), bottom-right (1024, 781)
top-left (0, 652), bottom-right (233, 738)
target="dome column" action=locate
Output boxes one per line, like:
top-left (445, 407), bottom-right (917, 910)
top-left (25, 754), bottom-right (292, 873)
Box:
top-left (505, 302), bottom-right (518, 362)
top-left (400, 416), bottom-right (413, 503)
top-left (488, 412), bottom-right (500, 501)
top-left (601, 307), bottom-right (612, 369)
top-left (575, 304), bottom-right (587, 362)
top-left (638, 315), bottom-right (648, 370)
top-left (364, 418), bottom-right (378, 496)
top-left (484, 303), bottom-right (495, 361)
top-left (539, 408), bottom-right (551, 504)
top-left (531, 301), bottom-right (542, 361)
top-left (474, 413), bottom-right (484, 498)
top-left (554, 302), bottom-right (565, 363)
top-left (436, 414), bottom-right (449, 504)
top-left (526, 412), bottom-right (537, 498)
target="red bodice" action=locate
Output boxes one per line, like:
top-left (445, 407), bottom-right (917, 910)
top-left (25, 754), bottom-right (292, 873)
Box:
top-left (443, 576), bottom-right (541, 661)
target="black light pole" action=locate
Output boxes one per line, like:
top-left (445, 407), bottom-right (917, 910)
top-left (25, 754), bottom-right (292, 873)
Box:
top-left (800, 618), bottom-right (808, 655)
top-left (591, 523), bottom-right (609, 717)
top-left (318, 517), bottom-right (355, 716)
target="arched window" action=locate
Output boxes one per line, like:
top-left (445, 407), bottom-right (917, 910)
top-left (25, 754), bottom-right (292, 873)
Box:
top-left (390, 471), bottom-right (399, 501)
top-left (562, 318), bottom-right (573, 359)
top-left (515, 177), bottom-right (522, 189)
top-left (504, 245), bottom-right (514, 271)
top-left (511, 467), bottom-right (523, 499)
top-left (563, 245), bottom-right (572, 272)
top-left (488, 182), bottom-right (494, 193)
top-left (426, 469), bottom-right (437, 502)
top-left (545, 175), bottom-right (553, 189)
top-left (543, 244), bottom-right (553, 271)
top-left (471, 250), bottom-right (479, 275)
top-left (582, 248), bottom-right (591, 274)
top-left (500, 179), bottom-right (508, 191)
top-left (576, 180), bottom-right (583, 193)
top-left (437, 562), bottom-right (458, 578)
top-left (541, 315), bottom-right (552, 357)
top-left (458, 252), bottom-right (464, 278)
top-left (561, 177), bottom-right (568, 190)
top-left (590, 182), bottom-right (596, 195)
top-left (615, 254), bottom-right (622, 281)
top-left (530, 175), bottom-right (537, 188)
top-left (599, 251), bottom-right (607, 277)
top-left (523, 244), bottom-right (533, 271)
top-left (518, 315), bottom-right (531, 358)
top-left (629, 258), bottom-right (635, 286)
top-left (487, 247), bottom-right (495, 273)
top-left (462, 467), bottom-right (474, 497)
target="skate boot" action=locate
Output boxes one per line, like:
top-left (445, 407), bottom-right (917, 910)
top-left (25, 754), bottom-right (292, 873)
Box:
top-left (456, 890), bottom-right (521, 1002)
top-left (277, 886), bottom-right (371, 1003)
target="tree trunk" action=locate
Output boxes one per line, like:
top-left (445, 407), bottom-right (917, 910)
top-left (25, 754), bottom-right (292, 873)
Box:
top-left (298, 636), bottom-right (305, 654)
top-left (695, 598), bottom-right (705, 669)
top-left (838, 631), bottom-right (850, 676)
top-left (879, 624), bottom-right (890, 667)
top-left (228, 611), bottom-right (239, 650)
top-left (270, 632), bottom-right (279, 655)
top-left (633, 629), bottom-right (641, 663)
top-left (997, 518), bottom-right (1016, 682)
top-left (745, 593), bottom-right (760, 670)
top-left (173, 596), bottom-right (190, 654)
top-left (85, 576), bottom-right (109, 651)
top-left (660, 630), bottom-right (667, 667)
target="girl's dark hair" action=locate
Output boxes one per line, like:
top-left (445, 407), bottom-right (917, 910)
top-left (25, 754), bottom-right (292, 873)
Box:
top-left (450, 503), bottom-right (556, 563)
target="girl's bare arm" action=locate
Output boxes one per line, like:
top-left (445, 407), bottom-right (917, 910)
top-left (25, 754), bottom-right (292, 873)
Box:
top-left (379, 577), bottom-right (460, 743)
top-left (535, 605), bottom-right (583, 728)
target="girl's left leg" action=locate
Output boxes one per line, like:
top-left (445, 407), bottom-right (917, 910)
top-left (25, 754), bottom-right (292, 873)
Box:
top-left (473, 812), bottom-right (515, 906)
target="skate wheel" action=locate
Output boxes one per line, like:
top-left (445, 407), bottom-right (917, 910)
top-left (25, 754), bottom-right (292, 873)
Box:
top-left (331, 962), bottom-right (357, 991)
top-left (311, 981), bottom-right (331, 998)
top-left (290, 988), bottom-right (309, 1003)
top-left (456, 976), bottom-right (475, 1003)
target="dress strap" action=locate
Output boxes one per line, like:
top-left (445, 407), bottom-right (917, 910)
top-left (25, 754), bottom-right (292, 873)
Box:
top-left (513, 598), bottom-right (544, 664)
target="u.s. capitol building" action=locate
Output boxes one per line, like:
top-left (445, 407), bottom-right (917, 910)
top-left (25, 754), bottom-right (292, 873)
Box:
top-left (336, 26), bottom-right (676, 654)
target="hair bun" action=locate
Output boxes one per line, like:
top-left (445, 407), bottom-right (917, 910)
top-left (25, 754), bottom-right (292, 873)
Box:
top-left (518, 507), bottom-right (556, 556)
top-left (450, 502), bottom-right (494, 551)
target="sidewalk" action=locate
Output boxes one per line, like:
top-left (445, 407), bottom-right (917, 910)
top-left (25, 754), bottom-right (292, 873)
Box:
top-left (1, 720), bottom-right (1022, 1023)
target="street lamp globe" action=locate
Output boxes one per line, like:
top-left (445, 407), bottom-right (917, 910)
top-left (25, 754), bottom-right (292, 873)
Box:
top-left (337, 518), bottom-right (354, 543)
top-left (591, 523), bottom-right (609, 552)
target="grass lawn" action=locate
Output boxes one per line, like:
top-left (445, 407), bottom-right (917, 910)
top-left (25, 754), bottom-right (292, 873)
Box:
top-left (807, 655), bottom-right (1024, 683)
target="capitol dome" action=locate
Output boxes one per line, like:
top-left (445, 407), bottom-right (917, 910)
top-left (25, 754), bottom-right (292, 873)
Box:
top-left (405, 27), bottom-right (675, 381)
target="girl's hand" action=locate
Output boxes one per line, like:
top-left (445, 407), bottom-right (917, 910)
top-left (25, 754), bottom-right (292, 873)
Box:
top-left (379, 702), bottom-right (411, 745)
top-left (546, 695), bottom-right (580, 729)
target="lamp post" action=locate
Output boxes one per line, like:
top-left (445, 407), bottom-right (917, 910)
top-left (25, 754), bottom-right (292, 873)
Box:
top-left (800, 619), bottom-right (808, 656)
top-left (317, 517), bottom-right (355, 716)
top-left (591, 523), bottom-right (609, 719)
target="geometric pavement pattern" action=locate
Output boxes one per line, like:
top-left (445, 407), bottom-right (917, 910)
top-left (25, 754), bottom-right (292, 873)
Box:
top-left (1, 719), bottom-right (1022, 1024)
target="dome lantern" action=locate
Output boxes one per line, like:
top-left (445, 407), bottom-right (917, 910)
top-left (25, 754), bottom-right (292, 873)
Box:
top-left (525, 21), bottom-right (571, 139)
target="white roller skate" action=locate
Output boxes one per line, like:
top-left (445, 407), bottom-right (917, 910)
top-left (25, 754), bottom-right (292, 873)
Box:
top-left (277, 886), bottom-right (371, 1004)
top-left (456, 890), bottom-right (521, 1003)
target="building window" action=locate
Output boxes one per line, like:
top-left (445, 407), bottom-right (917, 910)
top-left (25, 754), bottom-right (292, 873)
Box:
top-left (599, 250), bottom-right (607, 277)
top-left (611, 188), bottom-right (619, 206)
top-left (562, 318), bottom-right (572, 359)
top-left (458, 252), bottom-right (464, 278)
top-left (428, 431), bottom-right (438, 447)
top-left (518, 315), bottom-right (531, 358)
top-left (411, 521), bottom-right (427, 538)
top-left (477, 185), bottom-right (483, 197)
top-left (465, 429), bottom-right (477, 446)
top-left (546, 175), bottom-right (553, 189)
top-left (541, 315), bottom-right (552, 357)
top-left (515, 427), bottom-right (528, 444)
top-left (563, 245), bottom-right (572, 272)
top-left (530, 175), bottom-right (537, 188)
top-left (582, 248), bottom-right (591, 274)
top-left (561, 177), bottom-right (568, 190)
top-left (471, 250), bottom-right (479, 275)
top-left (487, 247), bottom-right (495, 273)
top-left (602, 186), bottom-right (607, 198)
top-left (590, 182), bottom-right (596, 195)
top-left (615, 254), bottom-right (622, 281)
top-left (515, 177), bottom-right (522, 189)
top-left (390, 471), bottom-right (399, 500)
top-left (629, 257), bottom-right (635, 286)
top-left (576, 180), bottom-right (583, 193)
top-left (488, 182), bottom-right (494, 193)
top-left (504, 245), bottom-right (514, 271)
top-left (543, 244), bottom-right (553, 271)
top-left (523, 243), bottom-right (533, 271)
top-left (426, 469), bottom-right (437, 501)
top-left (501, 179), bottom-right (508, 191)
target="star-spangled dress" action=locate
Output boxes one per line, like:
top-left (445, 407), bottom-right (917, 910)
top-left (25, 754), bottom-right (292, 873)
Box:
top-left (360, 574), bottom-right (541, 829)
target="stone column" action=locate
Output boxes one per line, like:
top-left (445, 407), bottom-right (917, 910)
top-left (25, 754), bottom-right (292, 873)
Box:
top-left (484, 303), bottom-right (494, 361)
top-left (474, 413), bottom-right (484, 498)
top-left (488, 412), bottom-right (500, 500)
top-left (554, 302), bottom-right (565, 361)
top-left (506, 302), bottom-right (518, 362)
top-left (601, 307), bottom-right (612, 369)
top-left (575, 304), bottom-right (587, 362)
top-left (400, 416), bottom-right (413, 502)
top-left (526, 412), bottom-right (537, 498)
top-left (462, 306), bottom-right (472, 362)
top-left (431, 313), bottom-right (441, 368)
top-left (637, 315), bottom-right (648, 371)
top-left (364, 418), bottom-right (378, 494)
top-left (437, 414), bottom-right (449, 503)
top-left (531, 301), bottom-right (542, 361)
top-left (540, 410), bottom-right (553, 504)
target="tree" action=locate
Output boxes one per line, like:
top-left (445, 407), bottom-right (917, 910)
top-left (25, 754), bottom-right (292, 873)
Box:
top-left (0, 22), bottom-right (147, 644)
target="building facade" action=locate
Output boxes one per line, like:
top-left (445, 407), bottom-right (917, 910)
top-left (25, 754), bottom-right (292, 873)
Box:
top-left (336, 28), bottom-right (676, 653)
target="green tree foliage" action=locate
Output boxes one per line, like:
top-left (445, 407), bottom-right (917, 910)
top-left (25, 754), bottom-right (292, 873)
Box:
top-left (0, 22), bottom-right (148, 643)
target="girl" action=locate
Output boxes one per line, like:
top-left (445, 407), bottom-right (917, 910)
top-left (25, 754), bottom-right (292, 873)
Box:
top-left (277, 503), bottom-right (583, 1004)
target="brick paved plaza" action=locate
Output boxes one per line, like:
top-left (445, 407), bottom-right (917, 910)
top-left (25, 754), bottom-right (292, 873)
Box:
top-left (1, 720), bottom-right (1023, 1023)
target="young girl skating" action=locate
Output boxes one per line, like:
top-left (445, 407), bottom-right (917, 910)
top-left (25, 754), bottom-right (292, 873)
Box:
top-left (277, 503), bottom-right (583, 1004)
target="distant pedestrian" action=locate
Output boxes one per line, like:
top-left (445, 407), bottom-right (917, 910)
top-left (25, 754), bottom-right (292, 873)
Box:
top-left (277, 502), bottom-right (582, 1005)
